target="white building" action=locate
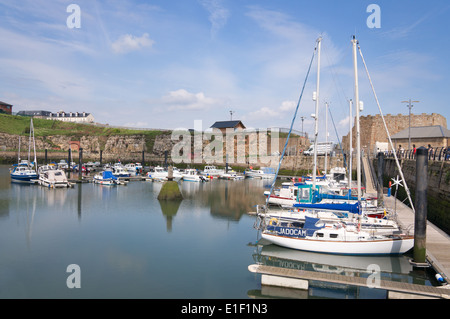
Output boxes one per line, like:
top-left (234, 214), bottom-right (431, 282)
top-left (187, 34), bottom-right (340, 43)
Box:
top-left (48, 111), bottom-right (95, 123)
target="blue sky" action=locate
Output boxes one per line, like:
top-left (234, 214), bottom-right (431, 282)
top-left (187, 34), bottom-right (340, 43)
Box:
top-left (1, 0), bottom-right (449, 142)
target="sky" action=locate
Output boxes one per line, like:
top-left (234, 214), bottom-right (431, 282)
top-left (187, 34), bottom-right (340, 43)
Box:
top-left (1, 0), bottom-right (449, 143)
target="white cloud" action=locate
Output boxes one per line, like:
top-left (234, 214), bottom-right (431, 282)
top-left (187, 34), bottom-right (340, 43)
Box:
top-left (111, 33), bottom-right (155, 54)
top-left (199, 0), bottom-right (230, 37)
top-left (246, 100), bottom-right (298, 122)
top-left (161, 89), bottom-right (218, 111)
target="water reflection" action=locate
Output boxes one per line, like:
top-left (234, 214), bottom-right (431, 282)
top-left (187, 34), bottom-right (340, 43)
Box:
top-left (0, 166), bottom-right (437, 299)
top-left (159, 200), bottom-right (182, 232)
top-left (250, 243), bottom-right (433, 299)
top-left (179, 179), bottom-right (268, 221)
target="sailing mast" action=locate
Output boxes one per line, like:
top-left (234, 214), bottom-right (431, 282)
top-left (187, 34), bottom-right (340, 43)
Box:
top-left (32, 119), bottom-right (37, 172)
top-left (348, 99), bottom-right (353, 195)
top-left (312, 36), bottom-right (322, 189)
top-left (351, 36), bottom-right (362, 202)
top-left (324, 102), bottom-right (328, 175)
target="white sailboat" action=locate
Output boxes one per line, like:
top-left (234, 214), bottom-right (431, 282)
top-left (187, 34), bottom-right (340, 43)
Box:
top-left (10, 119), bottom-right (38, 184)
top-left (258, 36), bottom-right (413, 255)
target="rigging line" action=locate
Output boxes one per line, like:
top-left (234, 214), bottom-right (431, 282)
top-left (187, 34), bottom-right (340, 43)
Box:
top-left (265, 39), bottom-right (318, 207)
top-left (323, 46), bottom-right (350, 113)
top-left (328, 106), bottom-right (346, 169)
top-left (357, 44), bottom-right (415, 212)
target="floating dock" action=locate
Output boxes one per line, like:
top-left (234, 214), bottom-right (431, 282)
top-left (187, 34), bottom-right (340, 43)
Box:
top-left (250, 195), bottom-right (450, 299)
top-left (384, 195), bottom-right (450, 283)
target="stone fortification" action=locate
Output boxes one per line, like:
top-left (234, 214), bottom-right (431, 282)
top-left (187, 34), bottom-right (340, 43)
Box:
top-left (342, 113), bottom-right (447, 154)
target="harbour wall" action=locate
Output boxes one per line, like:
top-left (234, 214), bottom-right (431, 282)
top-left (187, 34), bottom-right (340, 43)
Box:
top-left (375, 157), bottom-right (450, 235)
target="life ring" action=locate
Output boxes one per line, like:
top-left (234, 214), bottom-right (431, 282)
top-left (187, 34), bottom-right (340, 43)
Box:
top-left (269, 218), bottom-right (278, 226)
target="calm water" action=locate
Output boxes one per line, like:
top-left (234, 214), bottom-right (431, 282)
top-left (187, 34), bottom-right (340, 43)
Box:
top-left (0, 165), bottom-right (435, 299)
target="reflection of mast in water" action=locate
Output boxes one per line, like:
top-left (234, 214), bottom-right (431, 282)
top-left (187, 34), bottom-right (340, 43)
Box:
top-left (158, 200), bottom-right (182, 232)
top-left (26, 187), bottom-right (37, 249)
top-left (77, 183), bottom-right (82, 221)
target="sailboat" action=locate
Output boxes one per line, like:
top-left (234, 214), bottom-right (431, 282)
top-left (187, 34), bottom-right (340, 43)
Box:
top-left (257, 36), bottom-right (413, 255)
top-left (10, 119), bottom-right (38, 184)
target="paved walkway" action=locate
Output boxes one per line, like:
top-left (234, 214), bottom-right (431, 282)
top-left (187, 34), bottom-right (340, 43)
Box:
top-left (383, 195), bottom-right (450, 283)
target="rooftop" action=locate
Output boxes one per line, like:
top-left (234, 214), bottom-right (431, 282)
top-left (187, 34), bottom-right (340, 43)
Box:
top-left (0, 101), bottom-right (13, 106)
top-left (210, 120), bottom-right (245, 129)
top-left (391, 125), bottom-right (450, 139)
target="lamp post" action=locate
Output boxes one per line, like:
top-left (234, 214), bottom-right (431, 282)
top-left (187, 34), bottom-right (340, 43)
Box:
top-left (402, 99), bottom-right (419, 151)
top-left (300, 116), bottom-right (306, 137)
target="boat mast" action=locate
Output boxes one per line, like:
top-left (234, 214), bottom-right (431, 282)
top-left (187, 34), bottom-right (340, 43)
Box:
top-left (18, 136), bottom-right (21, 164)
top-left (324, 101), bottom-right (328, 175)
top-left (312, 36), bottom-right (322, 189)
top-left (348, 99), bottom-right (353, 194)
top-left (352, 36), bottom-right (362, 202)
top-left (32, 119), bottom-right (37, 172)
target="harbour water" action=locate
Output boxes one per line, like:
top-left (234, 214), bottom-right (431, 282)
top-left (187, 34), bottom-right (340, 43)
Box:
top-left (0, 165), bottom-right (437, 299)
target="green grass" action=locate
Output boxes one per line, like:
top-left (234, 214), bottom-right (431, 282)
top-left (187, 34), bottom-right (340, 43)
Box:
top-left (0, 113), bottom-right (170, 139)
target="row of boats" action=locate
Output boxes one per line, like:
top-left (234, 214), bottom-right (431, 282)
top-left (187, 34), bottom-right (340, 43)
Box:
top-left (145, 165), bottom-right (276, 182)
top-left (9, 160), bottom-right (142, 187)
top-left (9, 156), bottom-right (276, 187)
top-left (256, 170), bottom-right (413, 255)
top-left (253, 36), bottom-right (415, 256)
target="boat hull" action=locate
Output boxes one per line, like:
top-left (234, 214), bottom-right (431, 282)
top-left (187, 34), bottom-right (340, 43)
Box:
top-left (10, 173), bottom-right (38, 183)
top-left (261, 232), bottom-right (414, 255)
top-left (39, 180), bottom-right (70, 188)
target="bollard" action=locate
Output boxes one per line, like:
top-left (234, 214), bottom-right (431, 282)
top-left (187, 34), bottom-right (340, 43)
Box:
top-left (168, 166), bottom-right (173, 181)
top-left (377, 152), bottom-right (384, 207)
top-left (68, 148), bottom-right (72, 170)
top-left (78, 148), bottom-right (83, 181)
top-left (413, 146), bottom-right (428, 265)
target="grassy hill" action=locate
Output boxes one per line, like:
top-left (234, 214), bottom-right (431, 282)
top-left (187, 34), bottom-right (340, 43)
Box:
top-left (0, 113), bottom-right (169, 138)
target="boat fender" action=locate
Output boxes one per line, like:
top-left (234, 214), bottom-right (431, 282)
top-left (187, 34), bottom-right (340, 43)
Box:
top-left (435, 273), bottom-right (445, 283)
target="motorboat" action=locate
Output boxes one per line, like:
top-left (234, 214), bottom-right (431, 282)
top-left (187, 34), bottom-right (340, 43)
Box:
top-left (10, 164), bottom-right (38, 183)
top-left (201, 165), bottom-right (225, 178)
top-left (244, 167), bottom-right (276, 179)
top-left (182, 169), bottom-right (207, 182)
top-left (125, 163), bottom-right (139, 175)
top-left (219, 170), bottom-right (244, 180)
top-left (57, 160), bottom-right (69, 170)
top-left (146, 166), bottom-right (182, 181)
top-left (39, 169), bottom-right (72, 188)
top-left (93, 170), bottom-right (127, 185)
top-left (112, 166), bottom-right (131, 178)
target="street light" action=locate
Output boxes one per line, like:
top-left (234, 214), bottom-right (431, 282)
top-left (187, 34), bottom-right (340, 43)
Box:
top-left (402, 99), bottom-right (419, 151)
top-left (300, 116), bottom-right (306, 137)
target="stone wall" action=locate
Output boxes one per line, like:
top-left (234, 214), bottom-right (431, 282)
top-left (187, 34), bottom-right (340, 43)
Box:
top-left (376, 157), bottom-right (450, 234)
top-left (342, 113), bottom-right (447, 155)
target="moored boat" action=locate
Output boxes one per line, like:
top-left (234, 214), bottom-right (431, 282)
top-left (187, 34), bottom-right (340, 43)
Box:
top-left (39, 169), bottom-right (72, 188)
